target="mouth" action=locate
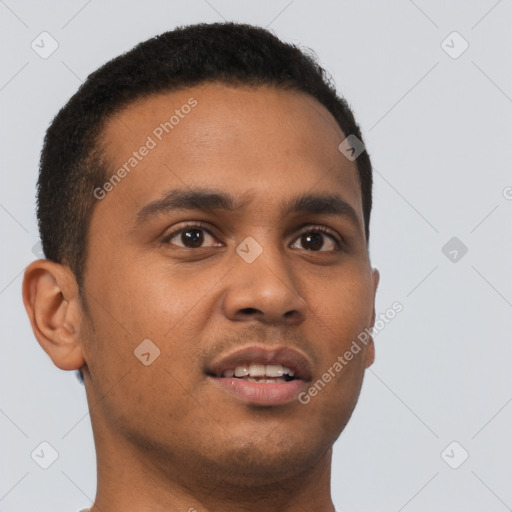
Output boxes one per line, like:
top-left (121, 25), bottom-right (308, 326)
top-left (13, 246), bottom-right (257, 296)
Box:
top-left (206, 346), bottom-right (313, 406)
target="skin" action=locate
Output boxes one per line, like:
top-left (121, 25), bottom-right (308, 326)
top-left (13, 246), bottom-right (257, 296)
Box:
top-left (23, 83), bottom-right (379, 512)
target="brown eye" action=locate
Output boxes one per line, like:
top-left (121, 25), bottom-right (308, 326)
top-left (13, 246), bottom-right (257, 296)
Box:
top-left (301, 232), bottom-right (324, 251)
top-left (164, 224), bottom-right (222, 249)
top-left (179, 228), bottom-right (204, 248)
top-left (291, 227), bottom-right (340, 252)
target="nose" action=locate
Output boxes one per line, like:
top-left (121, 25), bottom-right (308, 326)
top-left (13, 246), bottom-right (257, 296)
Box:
top-left (222, 239), bottom-right (307, 326)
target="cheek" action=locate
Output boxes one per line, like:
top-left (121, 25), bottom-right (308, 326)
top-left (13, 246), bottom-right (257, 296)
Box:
top-left (82, 261), bottom-right (214, 393)
top-left (86, 259), bottom-right (189, 338)
top-left (310, 270), bottom-right (374, 343)
top-left (302, 268), bottom-right (374, 410)
top-left (81, 301), bottom-right (204, 442)
top-left (92, 364), bottom-right (202, 446)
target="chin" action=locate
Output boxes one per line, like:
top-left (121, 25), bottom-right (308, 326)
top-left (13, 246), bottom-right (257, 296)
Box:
top-left (200, 428), bottom-right (327, 483)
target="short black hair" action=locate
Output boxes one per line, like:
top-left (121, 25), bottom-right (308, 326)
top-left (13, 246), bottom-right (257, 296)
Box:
top-left (37, 22), bottom-right (373, 384)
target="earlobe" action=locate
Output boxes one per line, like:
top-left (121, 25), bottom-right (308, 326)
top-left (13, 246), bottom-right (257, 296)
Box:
top-left (365, 339), bottom-right (375, 368)
top-left (371, 267), bottom-right (380, 295)
top-left (365, 267), bottom-right (380, 368)
top-left (22, 260), bottom-right (86, 371)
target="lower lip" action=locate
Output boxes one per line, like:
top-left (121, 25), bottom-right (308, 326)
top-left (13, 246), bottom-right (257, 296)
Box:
top-left (209, 377), bottom-right (307, 406)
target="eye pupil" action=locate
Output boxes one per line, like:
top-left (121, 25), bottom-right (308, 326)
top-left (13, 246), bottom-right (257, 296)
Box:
top-left (302, 232), bottom-right (323, 251)
top-left (182, 229), bottom-right (204, 248)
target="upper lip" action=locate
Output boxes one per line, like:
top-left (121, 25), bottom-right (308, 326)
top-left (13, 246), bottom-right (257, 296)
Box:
top-left (206, 345), bottom-right (313, 381)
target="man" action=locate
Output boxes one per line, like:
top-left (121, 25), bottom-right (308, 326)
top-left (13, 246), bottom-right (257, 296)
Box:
top-left (22, 22), bottom-right (379, 512)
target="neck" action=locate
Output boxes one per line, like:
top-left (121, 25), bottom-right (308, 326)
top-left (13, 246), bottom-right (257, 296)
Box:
top-left (88, 412), bottom-right (336, 512)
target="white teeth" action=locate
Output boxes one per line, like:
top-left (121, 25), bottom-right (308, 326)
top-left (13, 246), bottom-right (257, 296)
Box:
top-left (234, 366), bottom-right (249, 377)
top-left (245, 377), bottom-right (286, 383)
top-left (224, 364), bottom-right (295, 379)
top-left (248, 364), bottom-right (266, 377)
top-left (265, 364), bottom-right (284, 377)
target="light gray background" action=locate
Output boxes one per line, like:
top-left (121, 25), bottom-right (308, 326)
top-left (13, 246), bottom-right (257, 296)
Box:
top-left (1, 1), bottom-right (511, 511)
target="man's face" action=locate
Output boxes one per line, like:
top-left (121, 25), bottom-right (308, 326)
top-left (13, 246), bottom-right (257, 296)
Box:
top-left (81, 83), bottom-right (378, 484)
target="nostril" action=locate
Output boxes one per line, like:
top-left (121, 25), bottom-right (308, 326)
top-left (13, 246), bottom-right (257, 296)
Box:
top-left (240, 308), bottom-right (261, 315)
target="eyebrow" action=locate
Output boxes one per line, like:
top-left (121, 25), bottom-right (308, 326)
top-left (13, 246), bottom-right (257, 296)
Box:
top-left (135, 188), bottom-right (361, 231)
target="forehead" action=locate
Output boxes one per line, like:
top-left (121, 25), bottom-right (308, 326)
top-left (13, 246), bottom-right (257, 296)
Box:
top-left (96, 83), bottom-right (362, 222)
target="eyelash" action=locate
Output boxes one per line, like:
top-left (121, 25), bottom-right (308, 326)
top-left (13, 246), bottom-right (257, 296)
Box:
top-left (162, 222), bottom-right (343, 251)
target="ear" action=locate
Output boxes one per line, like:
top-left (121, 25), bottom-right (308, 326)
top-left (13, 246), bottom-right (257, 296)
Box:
top-left (22, 260), bottom-right (86, 372)
top-left (364, 267), bottom-right (380, 368)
